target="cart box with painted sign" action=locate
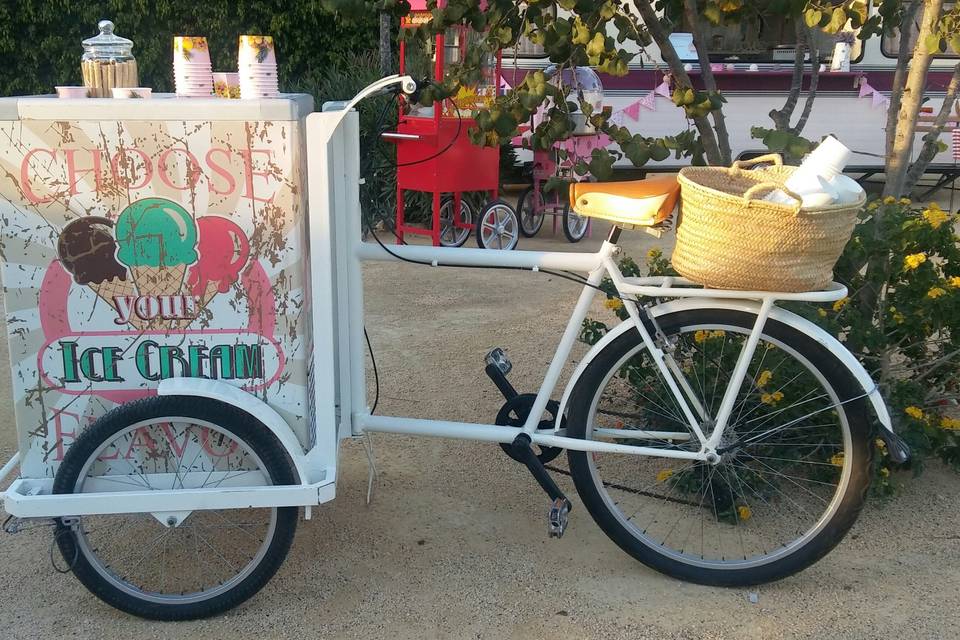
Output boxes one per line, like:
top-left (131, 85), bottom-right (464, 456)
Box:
top-left (0, 94), bottom-right (337, 485)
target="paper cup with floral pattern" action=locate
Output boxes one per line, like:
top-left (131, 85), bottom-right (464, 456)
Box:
top-left (174, 36), bottom-right (212, 64)
top-left (213, 72), bottom-right (241, 99)
top-left (238, 35), bottom-right (277, 65)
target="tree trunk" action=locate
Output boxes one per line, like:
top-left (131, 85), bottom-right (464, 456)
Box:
top-left (885, 0), bottom-right (943, 197)
top-left (886, 1), bottom-right (922, 159)
top-left (633, 0), bottom-right (724, 165)
top-left (904, 62), bottom-right (960, 191)
top-left (682, 0), bottom-right (732, 164)
top-left (379, 12), bottom-right (392, 76)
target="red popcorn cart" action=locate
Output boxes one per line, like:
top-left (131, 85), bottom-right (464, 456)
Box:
top-left (386, 0), bottom-right (519, 250)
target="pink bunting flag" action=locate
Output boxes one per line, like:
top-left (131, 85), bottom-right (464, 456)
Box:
top-left (858, 81), bottom-right (874, 99)
top-left (654, 81), bottom-right (672, 98)
top-left (623, 101), bottom-right (642, 121)
top-left (640, 91), bottom-right (657, 111)
top-left (499, 75), bottom-right (512, 92)
top-left (872, 90), bottom-right (889, 108)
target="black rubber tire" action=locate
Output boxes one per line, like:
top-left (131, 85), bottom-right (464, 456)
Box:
top-left (517, 187), bottom-right (545, 238)
top-left (52, 395), bottom-right (298, 621)
top-left (562, 204), bottom-right (588, 243)
top-left (566, 309), bottom-right (872, 587)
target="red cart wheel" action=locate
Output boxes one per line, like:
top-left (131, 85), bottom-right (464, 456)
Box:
top-left (439, 197), bottom-right (473, 248)
top-left (476, 200), bottom-right (520, 251)
top-left (517, 187), bottom-right (545, 238)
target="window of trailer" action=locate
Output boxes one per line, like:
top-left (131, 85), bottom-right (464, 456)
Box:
top-left (671, 3), bottom-right (863, 64)
top-left (882, 3), bottom-right (959, 58)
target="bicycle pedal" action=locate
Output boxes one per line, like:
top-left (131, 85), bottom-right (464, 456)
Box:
top-left (484, 348), bottom-right (512, 375)
top-left (548, 498), bottom-right (571, 538)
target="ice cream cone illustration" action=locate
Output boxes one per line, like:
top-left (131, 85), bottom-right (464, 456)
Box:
top-left (187, 216), bottom-right (251, 309)
top-left (116, 198), bottom-right (198, 330)
top-left (57, 217), bottom-right (139, 322)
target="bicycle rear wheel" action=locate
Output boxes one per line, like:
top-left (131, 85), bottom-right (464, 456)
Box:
top-left (566, 308), bottom-right (872, 586)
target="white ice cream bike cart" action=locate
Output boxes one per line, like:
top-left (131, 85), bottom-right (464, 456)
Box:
top-left (0, 76), bottom-right (909, 620)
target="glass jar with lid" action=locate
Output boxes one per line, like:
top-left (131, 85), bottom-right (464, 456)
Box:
top-left (81, 20), bottom-right (138, 97)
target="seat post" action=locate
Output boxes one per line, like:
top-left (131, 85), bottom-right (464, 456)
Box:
top-left (607, 225), bottom-right (622, 244)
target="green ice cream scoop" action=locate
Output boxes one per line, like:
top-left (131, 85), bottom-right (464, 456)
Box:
top-left (116, 198), bottom-right (198, 268)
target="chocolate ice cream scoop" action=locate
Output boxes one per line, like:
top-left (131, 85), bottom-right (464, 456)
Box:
top-left (57, 216), bottom-right (129, 285)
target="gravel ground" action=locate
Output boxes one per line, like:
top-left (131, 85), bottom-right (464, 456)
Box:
top-left (1, 217), bottom-right (959, 639)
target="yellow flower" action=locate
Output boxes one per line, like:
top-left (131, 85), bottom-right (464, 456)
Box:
top-left (923, 204), bottom-right (950, 229)
top-left (875, 438), bottom-right (887, 452)
top-left (867, 201), bottom-right (880, 211)
top-left (694, 330), bottom-right (709, 344)
top-left (883, 196), bottom-right (897, 205)
top-left (900, 197), bottom-right (912, 205)
top-left (761, 391), bottom-right (784, 405)
top-left (940, 417), bottom-right (960, 431)
top-left (605, 297), bottom-right (624, 311)
top-left (880, 467), bottom-right (890, 478)
top-left (927, 287), bottom-right (947, 299)
top-left (905, 406), bottom-right (925, 420)
top-left (710, 330), bottom-right (725, 338)
top-left (656, 469), bottom-right (674, 483)
top-left (737, 505), bottom-right (752, 521)
top-left (904, 253), bottom-right (927, 270)
top-left (832, 297), bottom-right (849, 312)
top-left (757, 370), bottom-right (773, 387)
top-left (829, 453), bottom-right (845, 467)
top-left (817, 308), bottom-right (828, 317)
top-left (647, 248), bottom-right (663, 261)
top-left (889, 306), bottom-right (906, 324)
top-left (949, 277), bottom-right (960, 288)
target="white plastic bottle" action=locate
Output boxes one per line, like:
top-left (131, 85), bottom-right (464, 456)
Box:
top-left (765, 136), bottom-right (852, 206)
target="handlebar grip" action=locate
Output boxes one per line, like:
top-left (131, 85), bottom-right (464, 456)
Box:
top-left (381, 132), bottom-right (422, 141)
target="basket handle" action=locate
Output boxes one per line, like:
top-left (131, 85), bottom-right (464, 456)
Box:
top-left (731, 154), bottom-right (784, 171)
top-left (743, 182), bottom-right (804, 212)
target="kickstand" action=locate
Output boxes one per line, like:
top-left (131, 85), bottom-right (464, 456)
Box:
top-left (362, 432), bottom-right (378, 506)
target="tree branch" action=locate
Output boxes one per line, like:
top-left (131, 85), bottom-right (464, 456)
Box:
top-left (633, 0), bottom-right (723, 165)
top-left (682, 0), bottom-right (732, 164)
top-left (792, 27), bottom-right (820, 135)
top-left (771, 21), bottom-right (807, 131)
top-left (904, 62), bottom-right (960, 191)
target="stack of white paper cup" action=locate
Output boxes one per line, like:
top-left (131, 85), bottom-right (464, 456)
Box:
top-left (174, 37), bottom-right (214, 97)
top-left (238, 36), bottom-right (279, 99)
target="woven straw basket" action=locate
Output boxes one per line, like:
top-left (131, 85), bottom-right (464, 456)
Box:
top-left (674, 154), bottom-right (864, 292)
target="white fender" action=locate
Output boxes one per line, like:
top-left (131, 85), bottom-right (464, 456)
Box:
top-left (158, 378), bottom-right (313, 484)
top-left (556, 298), bottom-right (894, 435)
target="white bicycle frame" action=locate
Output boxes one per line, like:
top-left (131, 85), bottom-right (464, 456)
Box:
top-left (0, 76), bottom-right (898, 520)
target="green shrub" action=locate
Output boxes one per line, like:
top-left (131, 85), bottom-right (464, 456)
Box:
top-left (0, 1), bottom-right (377, 96)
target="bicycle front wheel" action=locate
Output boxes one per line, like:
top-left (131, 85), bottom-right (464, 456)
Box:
top-left (566, 309), bottom-right (872, 586)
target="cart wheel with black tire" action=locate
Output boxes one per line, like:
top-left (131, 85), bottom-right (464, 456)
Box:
top-left (517, 187), bottom-right (545, 238)
top-left (562, 203), bottom-right (589, 243)
top-left (476, 200), bottom-right (520, 250)
top-left (52, 395), bottom-right (298, 621)
top-left (438, 196), bottom-right (474, 248)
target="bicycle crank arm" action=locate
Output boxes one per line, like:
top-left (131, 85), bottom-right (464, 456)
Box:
top-left (510, 433), bottom-right (573, 538)
top-left (484, 348), bottom-right (518, 401)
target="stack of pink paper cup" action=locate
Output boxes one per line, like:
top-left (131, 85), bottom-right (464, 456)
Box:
top-left (238, 35), bottom-right (279, 99)
top-left (174, 36), bottom-right (214, 97)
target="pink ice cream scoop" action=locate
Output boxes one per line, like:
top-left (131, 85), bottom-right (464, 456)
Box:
top-left (187, 216), bottom-right (251, 302)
